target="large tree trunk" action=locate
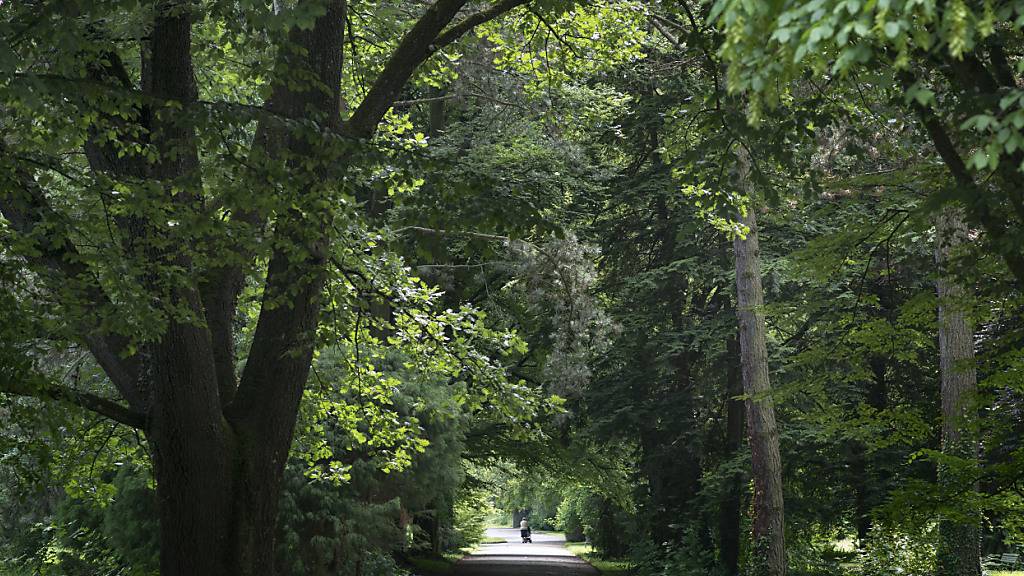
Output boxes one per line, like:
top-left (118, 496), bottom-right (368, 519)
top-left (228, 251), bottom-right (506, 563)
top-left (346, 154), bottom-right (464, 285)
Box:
top-left (934, 206), bottom-right (981, 576)
top-left (719, 332), bottom-right (744, 575)
top-left (149, 326), bottom-right (235, 575)
top-left (732, 149), bottom-right (786, 576)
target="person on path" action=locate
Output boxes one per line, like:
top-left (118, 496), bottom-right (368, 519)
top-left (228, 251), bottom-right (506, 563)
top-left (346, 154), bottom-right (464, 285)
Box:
top-left (520, 517), bottom-right (531, 543)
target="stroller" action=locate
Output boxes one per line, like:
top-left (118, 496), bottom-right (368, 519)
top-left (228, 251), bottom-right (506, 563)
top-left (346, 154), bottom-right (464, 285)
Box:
top-left (521, 527), bottom-right (532, 543)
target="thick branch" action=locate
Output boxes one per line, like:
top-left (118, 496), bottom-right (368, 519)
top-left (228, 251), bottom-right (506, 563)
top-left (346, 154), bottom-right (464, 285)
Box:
top-left (143, 0), bottom-right (233, 420)
top-left (203, 0), bottom-right (356, 405)
top-left (229, 0), bottom-right (347, 431)
top-left (0, 364), bottom-right (144, 429)
top-left (343, 0), bottom-right (479, 139)
top-left (432, 0), bottom-right (530, 51)
top-left (5, 383), bottom-right (145, 429)
top-left (987, 40), bottom-right (1016, 88)
top-left (650, 16), bottom-right (681, 47)
top-left (345, 0), bottom-right (529, 215)
top-left (82, 47), bottom-right (151, 181)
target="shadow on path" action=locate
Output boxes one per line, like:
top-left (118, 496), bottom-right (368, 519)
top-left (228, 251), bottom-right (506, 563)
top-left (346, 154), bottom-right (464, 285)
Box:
top-left (454, 528), bottom-right (599, 576)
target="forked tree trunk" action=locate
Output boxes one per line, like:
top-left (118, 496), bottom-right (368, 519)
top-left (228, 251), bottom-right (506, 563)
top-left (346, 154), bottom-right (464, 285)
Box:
top-left (934, 206), bottom-right (981, 576)
top-left (732, 149), bottom-right (786, 576)
top-left (145, 0), bottom-right (345, 573)
top-left (149, 268), bottom-right (328, 576)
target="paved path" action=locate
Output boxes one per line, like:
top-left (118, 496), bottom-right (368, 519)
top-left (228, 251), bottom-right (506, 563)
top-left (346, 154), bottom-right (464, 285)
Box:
top-left (453, 528), bottom-right (599, 576)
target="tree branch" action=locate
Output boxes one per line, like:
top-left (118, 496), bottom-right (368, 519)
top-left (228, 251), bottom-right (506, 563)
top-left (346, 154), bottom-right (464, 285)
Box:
top-left (433, 0), bottom-right (530, 51)
top-left (229, 0), bottom-right (347, 435)
top-left (394, 225), bottom-right (510, 242)
top-left (393, 94), bottom-right (461, 106)
top-left (900, 73), bottom-right (1024, 284)
top-left (0, 143), bottom-right (145, 410)
top-left (0, 376), bottom-right (145, 429)
top-left (344, 0), bottom-right (531, 142)
top-left (343, 0), bottom-right (470, 139)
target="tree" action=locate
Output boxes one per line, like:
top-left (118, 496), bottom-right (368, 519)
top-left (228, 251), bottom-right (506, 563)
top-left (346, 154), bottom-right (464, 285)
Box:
top-left (6, 2), bottom-right (1024, 574)
top-left (934, 206), bottom-right (982, 576)
top-left (0, 1), bottom-right (535, 574)
top-left (732, 148), bottom-right (786, 576)
top-left (711, 0), bottom-right (1024, 285)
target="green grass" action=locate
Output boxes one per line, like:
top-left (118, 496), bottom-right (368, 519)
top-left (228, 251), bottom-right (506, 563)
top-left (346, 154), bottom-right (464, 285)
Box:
top-left (565, 542), bottom-right (633, 576)
top-left (988, 572), bottom-right (1024, 576)
top-left (480, 536), bottom-right (507, 544)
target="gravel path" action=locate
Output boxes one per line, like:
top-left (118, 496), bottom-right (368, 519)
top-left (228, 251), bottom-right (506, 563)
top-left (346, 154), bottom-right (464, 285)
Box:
top-left (453, 528), bottom-right (599, 576)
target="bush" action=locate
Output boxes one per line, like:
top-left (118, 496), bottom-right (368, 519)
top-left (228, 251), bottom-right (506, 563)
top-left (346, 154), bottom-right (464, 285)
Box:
top-left (588, 497), bottom-right (634, 558)
top-left (450, 490), bottom-right (489, 550)
top-left (103, 466), bottom-right (159, 573)
top-left (360, 550), bottom-right (410, 576)
top-left (856, 523), bottom-right (937, 576)
top-left (556, 491), bottom-right (589, 542)
top-left (631, 528), bottom-right (722, 576)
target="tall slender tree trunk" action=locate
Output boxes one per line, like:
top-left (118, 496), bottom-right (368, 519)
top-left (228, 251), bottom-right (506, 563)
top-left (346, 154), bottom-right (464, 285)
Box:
top-left (719, 331), bottom-right (745, 575)
top-left (934, 206), bottom-right (981, 576)
top-left (732, 149), bottom-right (786, 576)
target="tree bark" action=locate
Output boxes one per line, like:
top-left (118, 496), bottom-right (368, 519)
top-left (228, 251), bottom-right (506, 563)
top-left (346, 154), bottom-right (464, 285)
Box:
top-left (732, 148), bottom-right (786, 576)
top-left (143, 1), bottom-right (347, 574)
top-left (934, 206), bottom-right (982, 576)
top-left (149, 324), bottom-right (234, 575)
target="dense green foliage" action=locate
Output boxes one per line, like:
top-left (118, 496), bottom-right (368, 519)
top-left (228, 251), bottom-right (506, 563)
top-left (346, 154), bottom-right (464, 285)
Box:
top-left (2, 1), bottom-right (1024, 576)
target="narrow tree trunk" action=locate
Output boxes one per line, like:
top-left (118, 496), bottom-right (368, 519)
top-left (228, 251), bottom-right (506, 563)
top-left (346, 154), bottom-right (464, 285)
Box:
top-left (431, 511), bottom-right (442, 555)
top-left (719, 332), bottom-right (744, 575)
top-left (732, 149), bottom-right (786, 576)
top-left (934, 206), bottom-right (981, 576)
